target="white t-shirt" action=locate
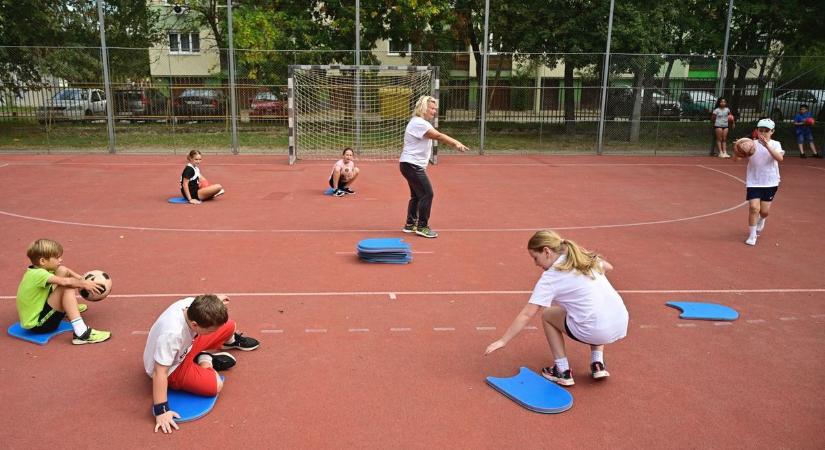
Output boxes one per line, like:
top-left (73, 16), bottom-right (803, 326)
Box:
top-left (400, 116), bottom-right (434, 168)
top-left (143, 297), bottom-right (197, 377)
top-left (528, 256), bottom-right (628, 344)
top-left (746, 139), bottom-right (783, 188)
top-left (713, 107), bottom-right (730, 127)
top-left (330, 159), bottom-right (356, 180)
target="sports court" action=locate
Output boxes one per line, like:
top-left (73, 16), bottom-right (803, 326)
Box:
top-left (1, 154), bottom-right (824, 448)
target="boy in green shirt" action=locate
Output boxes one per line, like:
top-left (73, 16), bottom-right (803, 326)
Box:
top-left (16, 239), bottom-right (111, 344)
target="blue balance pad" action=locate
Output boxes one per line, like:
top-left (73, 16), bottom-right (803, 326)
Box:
top-left (666, 301), bottom-right (739, 321)
top-left (8, 321), bottom-right (73, 345)
top-left (323, 187), bottom-right (335, 195)
top-left (486, 367), bottom-right (573, 414)
top-left (168, 197), bottom-right (188, 204)
top-left (167, 376), bottom-right (225, 422)
top-left (357, 238), bottom-right (410, 251)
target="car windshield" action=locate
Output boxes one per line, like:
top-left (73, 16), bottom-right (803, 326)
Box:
top-left (181, 89), bottom-right (218, 97)
top-left (54, 90), bottom-right (85, 101)
top-left (255, 92), bottom-right (279, 101)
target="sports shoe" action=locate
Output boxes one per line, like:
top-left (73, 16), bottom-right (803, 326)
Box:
top-left (745, 235), bottom-right (757, 246)
top-left (800, 153), bottom-right (807, 158)
top-left (222, 332), bottom-right (260, 351)
top-left (756, 219), bottom-right (766, 236)
top-left (591, 361), bottom-right (610, 380)
top-left (72, 328), bottom-right (111, 345)
top-left (340, 186), bottom-right (355, 195)
top-left (402, 223), bottom-right (417, 233)
top-left (541, 365), bottom-right (575, 386)
top-left (414, 226), bottom-right (438, 238)
top-left (196, 351), bottom-right (236, 371)
top-left (333, 189), bottom-right (346, 197)
top-left (214, 188), bottom-right (225, 198)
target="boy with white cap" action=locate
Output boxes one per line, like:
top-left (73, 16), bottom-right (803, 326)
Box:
top-left (743, 118), bottom-right (784, 246)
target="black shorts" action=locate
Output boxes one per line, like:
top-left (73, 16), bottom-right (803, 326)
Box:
top-left (180, 187), bottom-right (200, 201)
top-left (328, 176), bottom-right (349, 188)
top-left (28, 302), bottom-right (66, 334)
top-left (746, 186), bottom-right (778, 202)
top-left (564, 321), bottom-right (592, 345)
top-left (714, 126), bottom-right (729, 130)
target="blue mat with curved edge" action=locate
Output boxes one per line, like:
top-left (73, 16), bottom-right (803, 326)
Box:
top-left (486, 367), bottom-right (573, 414)
top-left (323, 187), bottom-right (335, 195)
top-left (168, 196), bottom-right (188, 204)
top-left (8, 321), bottom-right (73, 345)
top-left (167, 376), bottom-right (225, 422)
top-left (666, 301), bottom-right (739, 321)
top-left (357, 238), bottom-right (410, 251)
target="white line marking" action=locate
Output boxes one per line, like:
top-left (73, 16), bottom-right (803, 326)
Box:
top-left (4, 287), bottom-right (821, 301)
top-left (390, 327), bottom-right (411, 332)
top-left (0, 163), bottom-right (8, 169)
top-left (698, 165), bottom-right (745, 184)
top-left (261, 329), bottom-right (283, 334)
top-left (131, 330), bottom-right (148, 335)
top-left (433, 327), bottom-right (455, 332)
top-left (475, 326), bottom-right (496, 331)
top-left (348, 328), bottom-right (370, 333)
top-left (779, 317), bottom-right (799, 321)
top-left (714, 322), bottom-right (733, 326)
top-left (746, 319), bottom-right (766, 324)
top-left (524, 326), bottom-right (538, 331)
top-left (810, 314), bottom-right (825, 319)
top-left (677, 323), bottom-right (697, 327)
top-left (639, 324), bottom-right (658, 329)
top-left (305, 328), bottom-right (327, 333)
top-left (388, 293), bottom-right (397, 300)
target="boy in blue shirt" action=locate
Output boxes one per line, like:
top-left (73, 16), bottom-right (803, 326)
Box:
top-left (793, 104), bottom-right (820, 158)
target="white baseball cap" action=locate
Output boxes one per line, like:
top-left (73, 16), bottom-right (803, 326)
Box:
top-left (756, 118), bottom-right (775, 130)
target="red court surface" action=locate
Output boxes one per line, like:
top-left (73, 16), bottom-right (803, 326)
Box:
top-left (0, 154), bottom-right (823, 449)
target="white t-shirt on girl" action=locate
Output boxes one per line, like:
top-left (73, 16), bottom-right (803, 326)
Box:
top-left (713, 107), bottom-right (730, 127)
top-left (527, 256), bottom-right (628, 345)
top-left (400, 116), bottom-right (434, 168)
top-left (746, 139), bottom-right (784, 188)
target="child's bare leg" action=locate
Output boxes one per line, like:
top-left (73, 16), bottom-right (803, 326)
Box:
top-left (541, 306), bottom-right (568, 359)
top-left (347, 168), bottom-right (360, 186)
top-left (715, 128), bottom-right (725, 154)
top-left (199, 184), bottom-right (224, 200)
top-left (49, 266), bottom-right (82, 320)
top-left (720, 128), bottom-right (729, 154)
top-left (748, 199), bottom-right (761, 226)
top-left (758, 200), bottom-right (772, 220)
top-left (332, 168), bottom-right (342, 189)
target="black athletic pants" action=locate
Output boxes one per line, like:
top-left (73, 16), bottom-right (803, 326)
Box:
top-left (399, 162), bottom-right (434, 227)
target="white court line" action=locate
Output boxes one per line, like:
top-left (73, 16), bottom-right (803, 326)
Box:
top-left (2, 287), bottom-right (824, 301)
top-left (348, 328), bottom-right (370, 333)
top-left (639, 324), bottom-right (658, 329)
top-left (131, 330), bottom-right (148, 335)
top-left (779, 317), bottom-right (799, 321)
top-left (0, 164), bottom-right (749, 233)
top-left (390, 327), bottom-right (411, 332)
top-left (433, 327), bottom-right (455, 331)
top-left (714, 322), bottom-right (733, 326)
top-left (746, 319), bottom-right (767, 324)
top-left (388, 293), bottom-right (397, 300)
top-left (524, 326), bottom-right (538, 330)
top-left (698, 165), bottom-right (745, 184)
top-left (475, 326), bottom-right (496, 331)
top-left (811, 314), bottom-right (825, 319)
top-left (677, 323), bottom-right (697, 328)
top-left (305, 328), bottom-right (327, 333)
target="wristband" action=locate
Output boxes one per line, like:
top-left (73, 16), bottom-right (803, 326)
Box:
top-left (153, 401), bottom-right (170, 416)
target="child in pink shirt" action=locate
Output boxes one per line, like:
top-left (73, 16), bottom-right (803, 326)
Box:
top-left (329, 147), bottom-right (360, 197)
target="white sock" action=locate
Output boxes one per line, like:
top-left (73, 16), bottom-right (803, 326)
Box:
top-left (748, 225), bottom-right (757, 238)
top-left (224, 334), bottom-right (236, 345)
top-left (591, 351), bottom-right (604, 364)
top-left (70, 317), bottom-right (89, 336)
top-left (756, 217), bottom-right (766, 231)
top-left (196, 353), bottom-right (213, 366)
top-left (554, 357), bottom-right (569, 372)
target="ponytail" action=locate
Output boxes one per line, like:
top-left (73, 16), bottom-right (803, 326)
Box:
top-left (527, 230), bottom-right (605, 278)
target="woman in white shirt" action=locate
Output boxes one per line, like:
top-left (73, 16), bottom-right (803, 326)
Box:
top-left (485, 230), bottom-right (629, 387)
top-left (399, 96), bottom-right (468, 238)
top-left (712, 98), bottom-right (733, 158)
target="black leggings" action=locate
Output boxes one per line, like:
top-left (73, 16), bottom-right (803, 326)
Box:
top-left (399, 162), bottom-right (434, 227)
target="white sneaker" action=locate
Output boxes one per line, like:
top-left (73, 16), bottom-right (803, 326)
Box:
top-left (756, 219), bottom-right (765, 235)
top-left (745, 235), bottom-right (757, 246)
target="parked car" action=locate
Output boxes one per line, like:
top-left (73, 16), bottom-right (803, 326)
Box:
top-left (36, 88), bottom-right (107, 124)
top-left (113, 88), bottom-right (169, 119)
top-left (605, 87), bottom-right (681, 120)
top-left (764, 89), bottom-right (825, 122)
top-left (173, 88), bottom-right (226, 119)
top-left (677, 90), bottom-right (718, 119)
top-left (249, 91), bottom-right (287, 122)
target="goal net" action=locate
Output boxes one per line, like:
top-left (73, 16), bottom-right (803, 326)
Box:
top-left (288, 65), bottom-right (439, 164)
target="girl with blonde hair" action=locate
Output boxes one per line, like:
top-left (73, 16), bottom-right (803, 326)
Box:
top-left (485, 230), bottom-right (629, 386)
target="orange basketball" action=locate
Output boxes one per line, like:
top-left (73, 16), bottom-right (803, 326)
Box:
top-left (734, 138), bottom-right (756, 158)
top-left (727, 113), bottom-right (735, 123)
top-left (199, 177), bottom-right (211, 188)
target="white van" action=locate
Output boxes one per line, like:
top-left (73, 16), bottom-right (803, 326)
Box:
top-left (36, 88), bottom-right (107, 123)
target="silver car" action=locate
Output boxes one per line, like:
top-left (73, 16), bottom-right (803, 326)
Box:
top-left (36, 88), bottom-right (107, 124)
top-left (764, 89), bottom-right (825, 122)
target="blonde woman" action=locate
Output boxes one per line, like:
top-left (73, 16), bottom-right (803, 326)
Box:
top-left (485, 230), bottom-right (629, 386)
top-left (399, 96), bottom-right (468, 238)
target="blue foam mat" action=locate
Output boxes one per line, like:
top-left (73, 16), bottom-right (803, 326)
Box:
top-left (358, 238), bottom-right (410, 251)
top-left (486, 367), bottom-right (573, 414)
top-left (8, 321), bottom-right (73, 345)
top-left (167, 376), bottom-right (225, 422)
top-left (323, 187), bottom-right (335, 195)
top-left (168, 196), bottom-right (188, 204)
top-left (666, 301), bottom-right (739, 321)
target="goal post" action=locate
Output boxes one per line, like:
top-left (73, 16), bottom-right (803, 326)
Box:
top-left (288, 65), bottom-right (439, 164)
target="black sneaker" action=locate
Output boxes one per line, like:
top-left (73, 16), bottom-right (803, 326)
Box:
top-left (800, 153), bottom-right (807, 158)
top-left (541, 365), bottom-right (575, 386)
top-left (222, 332), bottom-right (260, 351)
top-left (591, 361), bottom-right (610, 380)
top-left (341, 186), bottom-right (355, 195)
top-left (196, 351), bottom-right (236, 371)
top-left (333, 189), bottom-right (346, 197)
top-left (402, 223), bottom-right (417, 233)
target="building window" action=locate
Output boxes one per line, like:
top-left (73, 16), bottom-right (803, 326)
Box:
top-left (388, 39), bottom-right (412, 56)
top-left (169, 32), bottom-right (200, 54)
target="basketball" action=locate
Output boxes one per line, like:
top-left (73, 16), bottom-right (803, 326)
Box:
top-left (199, 177), bottom-right (211, 188)
top-left (734, 138), bottom-right (756, 158)
top-left (728, 113), bottom-right (735, 123)
top-left (805, 117), bottom-right (815, 126)
top-left (80, 270), bottom-right (112, 302)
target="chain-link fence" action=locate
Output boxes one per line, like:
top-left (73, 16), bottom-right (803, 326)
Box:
top-left (1, 46), bottom-right (823, 157)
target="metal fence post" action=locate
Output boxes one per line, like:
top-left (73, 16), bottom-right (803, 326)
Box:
top-left (478, 0), bottom-right (490, 155)
top-left (97, 1), bottom-right (116, 153)
top-left (596, 0), bottom-right (615, 155)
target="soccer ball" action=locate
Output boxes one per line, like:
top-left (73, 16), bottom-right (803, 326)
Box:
top-left (80, 270), bottom-right (112, 302)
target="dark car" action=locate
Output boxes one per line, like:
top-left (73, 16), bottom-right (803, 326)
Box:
top-left (605, 87), bottom-right (681, 120)
top-left (173, 88), bottom-right (226, 119)
top-left (249, 91), bottom-right (287, 122)
top-left (113, 88), bottom-right (169, 119)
